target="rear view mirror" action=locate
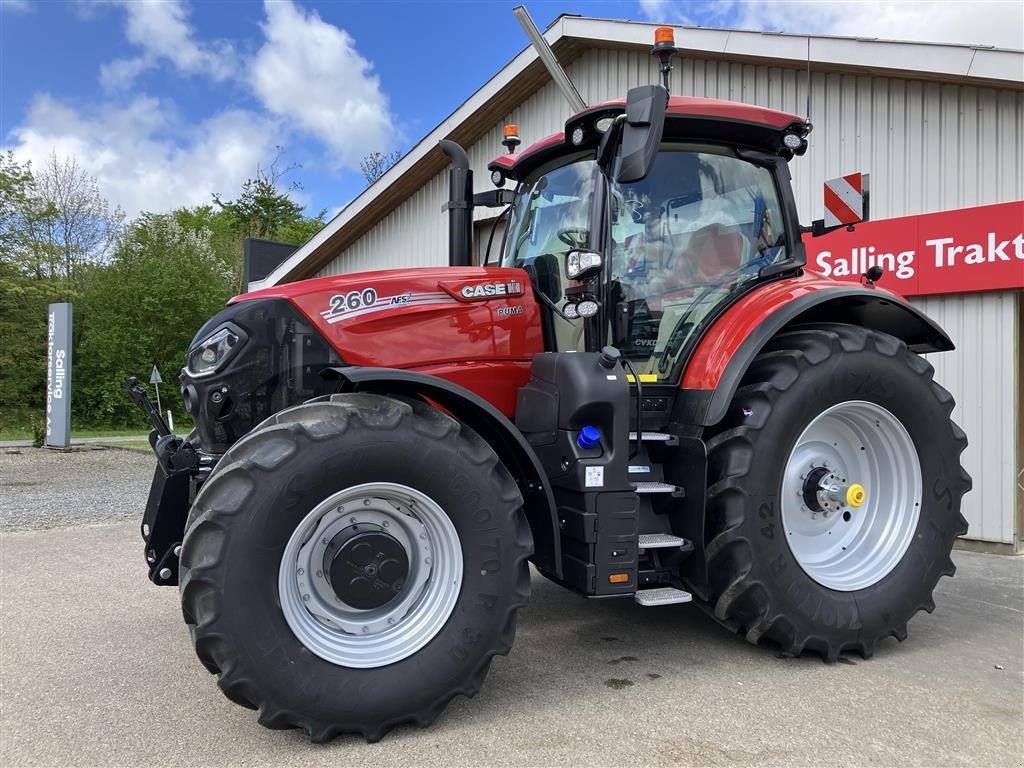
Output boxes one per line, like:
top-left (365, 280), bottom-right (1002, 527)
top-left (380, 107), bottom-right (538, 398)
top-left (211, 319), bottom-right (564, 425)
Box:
top-left (525, 253), bottom-right (562, 304)
top-left (616, 84), bottom-right (668, 184)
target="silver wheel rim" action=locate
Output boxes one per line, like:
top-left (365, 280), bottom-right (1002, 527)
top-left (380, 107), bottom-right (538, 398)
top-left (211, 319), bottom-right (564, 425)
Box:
top-left (781, 400), bottom-right (922, 592)
top-left (278, 482), bottom-right (463, 668)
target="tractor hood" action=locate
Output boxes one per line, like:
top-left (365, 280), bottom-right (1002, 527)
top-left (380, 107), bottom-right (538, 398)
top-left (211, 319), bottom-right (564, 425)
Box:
top-left (182, 266), bottom-right (543, 452)
top-left (232, 266), bottom-right (542, 370)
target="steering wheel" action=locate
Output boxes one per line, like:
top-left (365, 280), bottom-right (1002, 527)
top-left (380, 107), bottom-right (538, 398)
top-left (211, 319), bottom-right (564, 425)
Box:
top-left (557, 228), bottom-right (590, 249)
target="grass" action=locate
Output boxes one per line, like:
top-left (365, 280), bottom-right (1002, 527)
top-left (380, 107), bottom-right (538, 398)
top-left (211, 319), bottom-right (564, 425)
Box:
top-left (0, 427), bottom-right (148, 442)
top-left (105, 440), bottom-right (153, 451)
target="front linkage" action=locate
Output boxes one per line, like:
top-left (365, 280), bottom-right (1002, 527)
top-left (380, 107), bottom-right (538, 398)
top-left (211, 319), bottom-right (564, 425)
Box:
top-left (125, 376), bottom-right (214, 585)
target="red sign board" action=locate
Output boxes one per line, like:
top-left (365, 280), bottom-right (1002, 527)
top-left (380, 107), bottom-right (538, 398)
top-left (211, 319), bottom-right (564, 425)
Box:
top-left (805, 200), bottom-right (1024, 297)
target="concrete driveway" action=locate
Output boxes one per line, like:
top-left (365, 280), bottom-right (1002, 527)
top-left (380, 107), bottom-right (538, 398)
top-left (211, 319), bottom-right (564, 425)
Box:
top-left (2, 518), bottom-right (1022, 767)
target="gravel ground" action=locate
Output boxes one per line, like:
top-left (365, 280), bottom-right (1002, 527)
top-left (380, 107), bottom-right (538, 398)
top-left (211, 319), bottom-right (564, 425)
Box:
top-left (0, 446), bottom-right (154, 531)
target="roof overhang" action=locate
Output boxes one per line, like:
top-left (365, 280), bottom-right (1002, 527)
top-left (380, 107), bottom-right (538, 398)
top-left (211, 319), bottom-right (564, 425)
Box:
top-left (255, 16), bottom-right (1024, 288)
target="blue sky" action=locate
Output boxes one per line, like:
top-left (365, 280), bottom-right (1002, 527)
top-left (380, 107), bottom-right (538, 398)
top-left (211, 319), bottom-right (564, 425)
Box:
top-left (2, 1), bottom-right (1020, 221)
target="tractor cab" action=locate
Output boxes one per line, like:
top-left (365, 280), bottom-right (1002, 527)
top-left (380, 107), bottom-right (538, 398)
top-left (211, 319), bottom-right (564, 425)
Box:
top-left (489, 96), bottom-right (808, 384)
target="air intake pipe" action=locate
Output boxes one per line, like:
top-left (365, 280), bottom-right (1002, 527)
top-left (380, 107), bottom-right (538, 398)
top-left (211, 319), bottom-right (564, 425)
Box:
top-left (440, 140), bottom-right (473, 268)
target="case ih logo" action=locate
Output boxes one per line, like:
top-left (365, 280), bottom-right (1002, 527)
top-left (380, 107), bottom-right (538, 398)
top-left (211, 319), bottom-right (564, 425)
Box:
top-left (458, 280), bottom-right (524, 300)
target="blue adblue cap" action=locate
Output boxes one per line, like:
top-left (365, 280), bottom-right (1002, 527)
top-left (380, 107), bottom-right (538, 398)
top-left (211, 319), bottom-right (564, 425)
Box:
top-left (577, 425), bottom-right (601, 450)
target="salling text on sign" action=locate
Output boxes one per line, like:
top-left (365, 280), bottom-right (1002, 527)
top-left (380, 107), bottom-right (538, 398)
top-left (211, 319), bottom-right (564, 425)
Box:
top-left (805, 200), bottom-right (1024, 297)
top-left (45, 302), bottom-right (73, 448)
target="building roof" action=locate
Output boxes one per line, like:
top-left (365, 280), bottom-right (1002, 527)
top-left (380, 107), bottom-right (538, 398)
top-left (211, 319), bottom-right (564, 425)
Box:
top-left (255, 15), bottom-right (1024, 288)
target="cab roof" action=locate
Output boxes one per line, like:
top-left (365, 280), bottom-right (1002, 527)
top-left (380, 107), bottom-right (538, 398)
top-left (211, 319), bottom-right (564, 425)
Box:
top-left (489, 96), bottom-right (807, 179)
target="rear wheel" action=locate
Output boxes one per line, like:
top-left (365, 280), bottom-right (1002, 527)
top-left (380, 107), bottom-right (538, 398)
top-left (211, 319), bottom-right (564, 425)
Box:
top-left (179, 393), bottom-right (532, 741)
top-left (695, 324), bottom-right (970, 660)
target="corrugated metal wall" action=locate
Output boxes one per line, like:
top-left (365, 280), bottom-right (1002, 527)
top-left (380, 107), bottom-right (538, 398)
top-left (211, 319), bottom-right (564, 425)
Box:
top-left (318, 47), bottom-right (1024, 544)
top-left (911, 291), bottom-right (1020, 544)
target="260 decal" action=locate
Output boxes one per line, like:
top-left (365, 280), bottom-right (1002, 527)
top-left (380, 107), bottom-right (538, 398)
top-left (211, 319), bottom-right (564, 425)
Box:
top-left (319, 287), bottom-right (456, 324)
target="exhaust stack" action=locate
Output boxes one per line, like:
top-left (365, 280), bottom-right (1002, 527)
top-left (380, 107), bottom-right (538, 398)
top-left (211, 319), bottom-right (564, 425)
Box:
top-left (440, 140), bottom-right (473, 268)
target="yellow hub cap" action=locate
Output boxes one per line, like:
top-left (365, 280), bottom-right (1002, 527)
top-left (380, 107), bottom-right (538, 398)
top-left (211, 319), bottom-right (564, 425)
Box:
top-left (846, 483), bottom-right (866, 508)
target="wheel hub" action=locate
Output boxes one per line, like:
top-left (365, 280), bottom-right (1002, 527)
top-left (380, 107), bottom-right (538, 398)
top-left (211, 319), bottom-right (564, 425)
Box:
top-left (326, 528), bottom-right (409, 609)
top-left (800, 466), bottom-right (866, 518)
top-left (781, 400), bottom-right (922, 592)
top-left (278, 483), bottom-right (463, 668)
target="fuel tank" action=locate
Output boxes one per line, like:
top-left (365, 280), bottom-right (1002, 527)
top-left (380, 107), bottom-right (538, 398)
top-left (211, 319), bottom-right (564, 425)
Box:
top-left (237, 266), bottom-right (545, 415)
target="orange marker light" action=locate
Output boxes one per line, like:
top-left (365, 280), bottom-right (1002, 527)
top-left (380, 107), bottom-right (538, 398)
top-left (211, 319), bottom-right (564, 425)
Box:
top-left (608, 573), bottom-right (630, 584)
top-left (654, 26), bottom-right (674, 45)
top-left (501, 124), bottom-right (521, 154)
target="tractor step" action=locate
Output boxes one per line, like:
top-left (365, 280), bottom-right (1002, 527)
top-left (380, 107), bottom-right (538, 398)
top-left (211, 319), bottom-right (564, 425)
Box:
top-left (629, 431), bottom-right (678, 445)
top-left (638, 533), bottom-right (688, 550)
top-left (631, 481), bottom-right (682, 496)
top-left (634, 587), bottom-right (693, 606)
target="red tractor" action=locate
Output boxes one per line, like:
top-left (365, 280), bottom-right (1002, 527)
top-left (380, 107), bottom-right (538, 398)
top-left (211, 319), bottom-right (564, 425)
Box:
top-left (127, 26), bottom-right (969, 743)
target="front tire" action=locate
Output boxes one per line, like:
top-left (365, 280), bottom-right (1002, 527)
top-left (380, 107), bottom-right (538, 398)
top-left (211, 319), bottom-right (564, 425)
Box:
top-left (179, 393), bottom-right (532, 742)
top-left (696, 324), bottom-right (970, 660)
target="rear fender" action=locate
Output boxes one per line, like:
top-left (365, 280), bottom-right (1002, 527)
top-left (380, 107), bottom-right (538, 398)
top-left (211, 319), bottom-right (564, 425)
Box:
top-left (323, 366), bottom-right (562, 578)
top-left (679, 276), bottom-right (954, 427)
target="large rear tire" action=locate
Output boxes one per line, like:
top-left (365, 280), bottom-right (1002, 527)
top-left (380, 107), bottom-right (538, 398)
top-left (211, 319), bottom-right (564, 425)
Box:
top-left (179, 393), bottom-right (532, 742)
top-left (695, 324), bottom-right (970, 660)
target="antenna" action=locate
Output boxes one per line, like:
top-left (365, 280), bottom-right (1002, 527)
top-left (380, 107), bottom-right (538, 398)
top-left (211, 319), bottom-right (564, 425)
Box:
top-left (805, 36), bottom-right (812, 125)
top-left (513, 6), bottom-right (586, 113)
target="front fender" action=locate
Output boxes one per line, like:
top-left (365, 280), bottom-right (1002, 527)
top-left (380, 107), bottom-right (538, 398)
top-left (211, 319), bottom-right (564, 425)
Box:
top-left (323, 366), bottom-right (562, 578)
top-left (680, 274), bottom-right (954, 426)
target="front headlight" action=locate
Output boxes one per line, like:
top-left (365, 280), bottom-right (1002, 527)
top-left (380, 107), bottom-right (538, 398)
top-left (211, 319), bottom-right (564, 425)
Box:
top-left (187, 326), bottom-right (242, 377)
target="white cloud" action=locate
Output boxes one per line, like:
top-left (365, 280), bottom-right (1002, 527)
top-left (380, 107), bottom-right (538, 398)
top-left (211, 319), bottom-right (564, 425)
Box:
top-left (249, 0), bottom-right (396, 168)
top-left (1, 0), bottom-right (33, 13)
top-left (5, 94), bottom-right (278, 217)
top-left (640, 0), bottom-right (1024, 49)
top-left (100, 0), bottom-right (237, 90)
top-left (4, 0), bottom-right (397, 219)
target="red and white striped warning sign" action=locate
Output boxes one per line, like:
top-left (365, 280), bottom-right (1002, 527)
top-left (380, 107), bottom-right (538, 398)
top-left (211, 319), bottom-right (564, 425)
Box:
top-left (824, 172), bottom-right (869, 228)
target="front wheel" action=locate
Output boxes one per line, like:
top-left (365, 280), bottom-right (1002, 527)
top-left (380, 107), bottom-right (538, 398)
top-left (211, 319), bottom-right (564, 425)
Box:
top-left (179, 393), bottom-right (532, 742)
top-left (696, 324), bottom-right (970, 660)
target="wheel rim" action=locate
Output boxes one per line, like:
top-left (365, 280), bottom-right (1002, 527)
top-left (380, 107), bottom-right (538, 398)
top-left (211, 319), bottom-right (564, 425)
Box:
top-left (278, 482), bottom-right (463, 668)
top-left (780, 400), bottom-right (922, 592)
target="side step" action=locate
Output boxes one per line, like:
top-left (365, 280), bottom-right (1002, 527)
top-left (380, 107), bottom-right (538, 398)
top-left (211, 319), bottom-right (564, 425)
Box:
top-left (629, 431), bottom-right (679, 445)
top-left (631, 481), bottom-right (683, 496)
top-left (638, 533), bottom-right (688, 551)
top-left (634, 587), bottom-right (693, 606)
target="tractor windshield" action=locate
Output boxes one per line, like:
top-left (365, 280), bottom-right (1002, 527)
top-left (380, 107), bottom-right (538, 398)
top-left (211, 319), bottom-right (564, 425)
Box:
top-left (503, 144), bottom-right (789, 377)
top-left (609, 143), bottom-right (789, 380)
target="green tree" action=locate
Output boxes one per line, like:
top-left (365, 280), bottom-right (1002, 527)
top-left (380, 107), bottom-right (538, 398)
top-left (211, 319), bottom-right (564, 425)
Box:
top-left (209, 150), bottom-right (326, 291)
top-left (0, 153), bottom-right (67, 430)
top-left (73, 214), bottom-right (234, 427)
